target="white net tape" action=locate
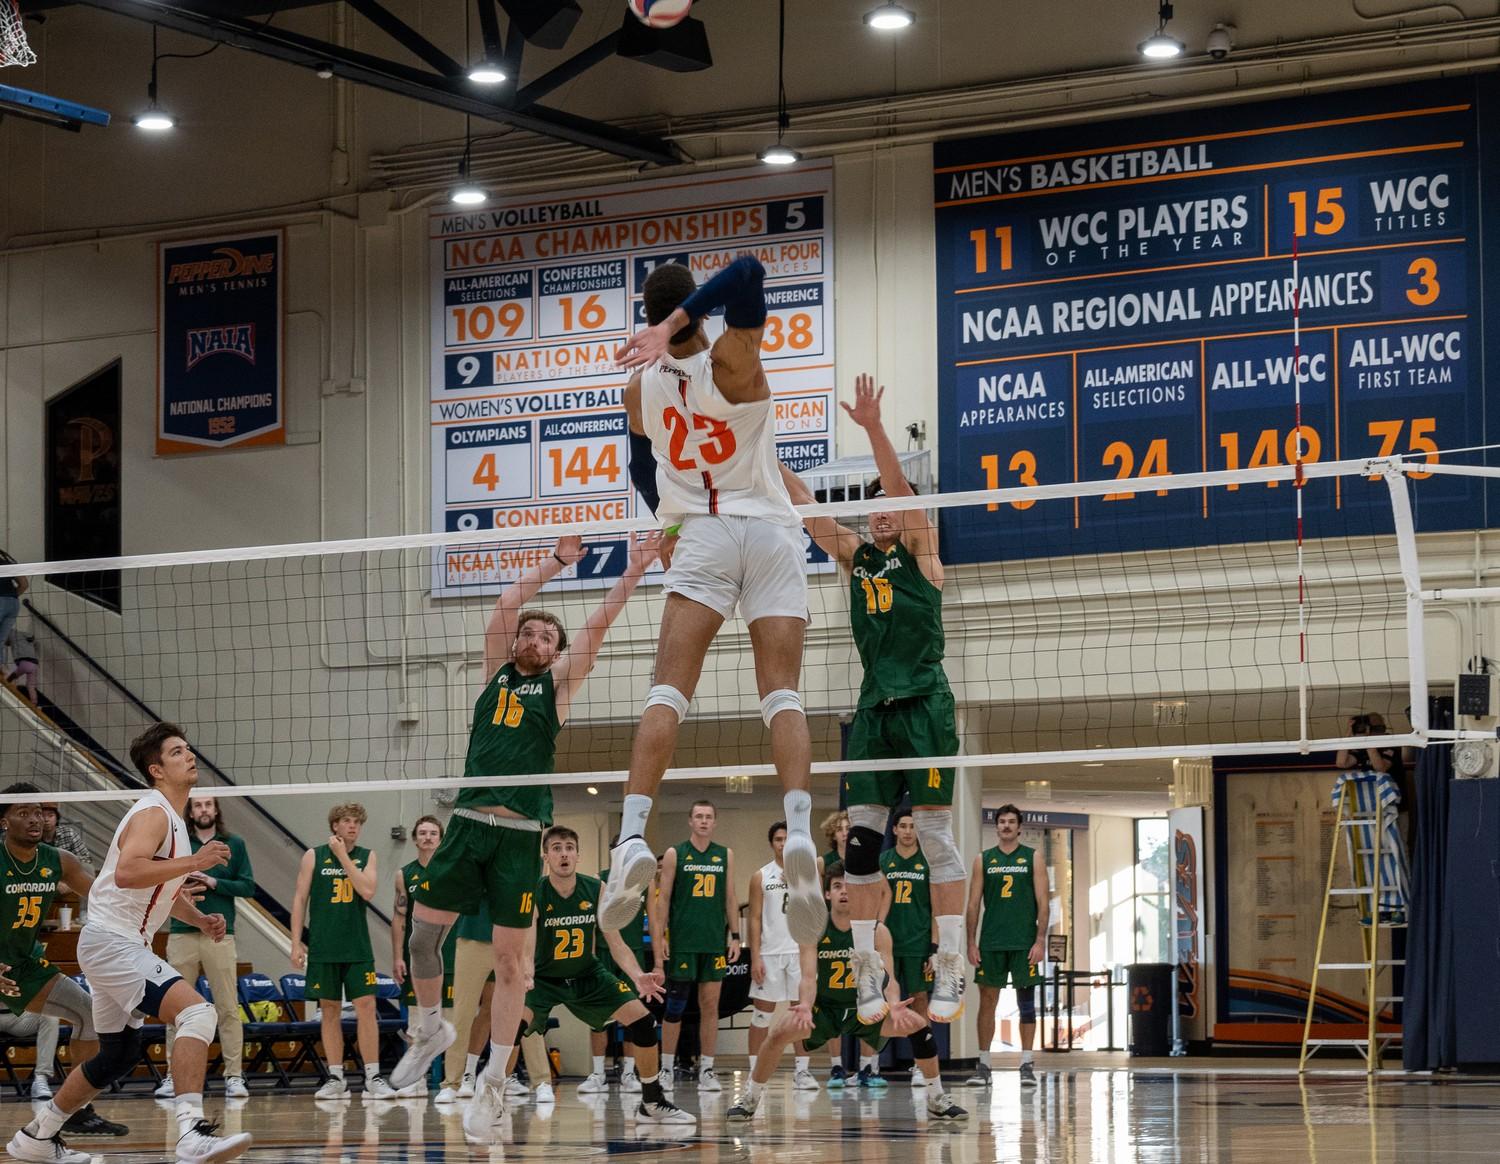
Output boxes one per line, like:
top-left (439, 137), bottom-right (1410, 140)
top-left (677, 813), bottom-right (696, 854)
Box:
top-left (0, 2), bottom-right (35, 68)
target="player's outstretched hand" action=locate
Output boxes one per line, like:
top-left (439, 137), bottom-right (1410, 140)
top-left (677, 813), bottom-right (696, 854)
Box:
top-left (788, 1001), bottom-right (814, 1036)
top-left (840, 373), bottom-right (885, 430)
top-left (193, 840), bottom-right (232, 871)
top-left (634, 968), bottom-right (665, 1004)
top-left (615, 319), bottom-right (675, 369)
top-left (554, 535), bottom-right (586, 566)
top-left (885, 997), bottom-right (925, 1036)
top-left (627, 530), bottom-right (663, 573)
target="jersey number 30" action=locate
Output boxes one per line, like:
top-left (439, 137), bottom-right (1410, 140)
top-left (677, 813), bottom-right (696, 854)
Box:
top-left (663, 407), bottom-right (737, 471)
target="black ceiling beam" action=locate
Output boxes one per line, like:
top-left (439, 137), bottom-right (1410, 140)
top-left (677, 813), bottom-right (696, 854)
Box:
top-left (513, 30), bottom-right (619, 110)
top-left (344, 0), bottom-right (461, 77)
top-left (72, 0), bottom-right (682, 165)
top-left (475, 0), bottom-right (503, 66)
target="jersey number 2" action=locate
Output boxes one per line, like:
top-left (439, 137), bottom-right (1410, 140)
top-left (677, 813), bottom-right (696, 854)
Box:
top-left (663, 407), bottom-right (736, 471)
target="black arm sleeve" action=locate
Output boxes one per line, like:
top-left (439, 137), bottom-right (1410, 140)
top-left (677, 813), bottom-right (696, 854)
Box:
top-left (629, 430), bottom-right (660, 516)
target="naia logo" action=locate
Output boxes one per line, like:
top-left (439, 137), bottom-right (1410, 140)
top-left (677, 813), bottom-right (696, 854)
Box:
top-left (186, 323), bottom-right (256, 370)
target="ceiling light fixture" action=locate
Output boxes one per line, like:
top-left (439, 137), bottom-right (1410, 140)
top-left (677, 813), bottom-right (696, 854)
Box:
top-left (449, 116), bottom-right (489, 206)
top-left (134, 25), bottom-right (175, 131)
top-left (759, 0), bottom-right (801, 166)
top-left (864, 4), bottom-right (915, 30)
top-left (467, 60), bottom-right (507, 84)
top-left (586, 785), bottom-right (599, 796)
top-left (1138, 2), bottom-right (1185, 60)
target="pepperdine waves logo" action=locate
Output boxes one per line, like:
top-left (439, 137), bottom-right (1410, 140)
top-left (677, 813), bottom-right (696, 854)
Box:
top-left (186, 324), bottom-right (256, 370)
top-left (166, 246), bottom-right (275, 285)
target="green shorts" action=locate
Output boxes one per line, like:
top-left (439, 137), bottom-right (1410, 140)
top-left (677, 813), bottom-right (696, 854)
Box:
top-left (416, 813), bottom-right (542, 928)
top-left (665, 951), bottom-right (729, 983)
top-left (0, 951), bottom-right (60, 1016)
top-left (893, 954), bottom-right (933, 997)
top-left (844, 691), bottom-right (958, 808)
top-left (804, 1002), bottom-right (887, 1053)
top-left (305, 960), bottom-right (378, 1002)
top-left (401, 975), bottom-right (455, 1008)
top-left (525, 965), bottom-right (637, 1035)
top-left (975, 949), bottom-right (1042, 989)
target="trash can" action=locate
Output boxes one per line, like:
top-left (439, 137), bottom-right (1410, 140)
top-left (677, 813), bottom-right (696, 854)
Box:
top-left (1126, 962), bottom-right (1173, 1057)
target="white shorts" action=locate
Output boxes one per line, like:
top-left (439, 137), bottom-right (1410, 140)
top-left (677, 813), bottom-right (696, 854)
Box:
top-left (749, 951), bottom-right (802, 1003)
top-left (665, 514), bottom-right (808, 624)
top-left (77, 924), bottom-right (184, 1034)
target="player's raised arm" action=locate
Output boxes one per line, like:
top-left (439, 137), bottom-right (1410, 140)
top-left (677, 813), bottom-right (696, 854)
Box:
top-left (780, 463), bottom-right (860, 566)
top-left (483, 534), bottom-right (588, 677)
top-left (553, 531), bottom-right (661, 717)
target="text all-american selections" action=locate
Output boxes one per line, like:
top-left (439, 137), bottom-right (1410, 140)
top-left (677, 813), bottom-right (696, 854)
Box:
top-left (429, 162), bottom-right (837, 596)
top-left (933, 81), bottom-right (1488, 564)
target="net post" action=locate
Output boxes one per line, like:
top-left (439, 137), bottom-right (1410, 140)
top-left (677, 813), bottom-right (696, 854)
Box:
top-left (1382, 461), bottom-right (1428, 739)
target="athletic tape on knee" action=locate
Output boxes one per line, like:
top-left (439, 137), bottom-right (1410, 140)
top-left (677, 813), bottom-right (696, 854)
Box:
top-left (909, 1026), bottom-right (938, 1060)
top-left (41, 976), bottom-right (96, 1041)
top-left (750, 1008), bottom-right (774, 1029)
top-left (175, 1001), bottom-right (218, 1047)
top-left (410, 918), bottom-right (453, 980)
top-left (913, 809), bottom-right (966, 883)
top-left (664, 979), bottom-right (693, 1021)
top-left (1017, 989), bottom-right (1037, 1022)
top-left (759, 688), bottom-right (803, 727)
top-left (626, 1014), bottom-right (659, 1047)
top-left (81, 1028), bottom-right (142, 1089)
top-left (645, 684), bottom-right (690, 722)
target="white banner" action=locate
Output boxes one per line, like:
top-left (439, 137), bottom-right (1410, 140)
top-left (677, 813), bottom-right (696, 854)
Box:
top-left (429, 161), bottom-right (837, 595)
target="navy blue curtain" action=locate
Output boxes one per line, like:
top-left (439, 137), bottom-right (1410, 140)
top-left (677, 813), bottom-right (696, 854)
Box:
top-left (1403, 700), bottom-right (1455, 1070)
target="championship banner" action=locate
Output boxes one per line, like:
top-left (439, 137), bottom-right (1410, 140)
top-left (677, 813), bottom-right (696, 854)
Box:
top-left (157, 231), bottom-right (285, 455)
top-left (933, 80), bottom-right (1485, 565)
top-left (429, 161), bottom-right (836, 596)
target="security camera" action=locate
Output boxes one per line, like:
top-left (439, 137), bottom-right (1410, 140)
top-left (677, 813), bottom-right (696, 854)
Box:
top-left (1206, 23), bottom-right (1235, 60)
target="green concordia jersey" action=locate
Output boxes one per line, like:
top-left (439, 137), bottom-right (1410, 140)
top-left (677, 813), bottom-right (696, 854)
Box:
top-left (668, 840), bottom-right (728, 954)
top-left (849, 539), bottom-right (948, 709)
top-left (0, 842), bottom-right (63, 967)
top-left (401, 860), bottom-right (457, 967)
top-left (458, 661), bottom-right (560, 822)
top-left (534, 873), bottom-right (602, 980)
top-left (600, 867), bottom-right (646, 952)
top-left (308, 845), bottom-right (374, 962)
top-left (881, 846), bottom-right (932, 956)
top-left (815, 917), bottom-right (856, 1004)
top-left (979, 843), bottom-right (1040, 951)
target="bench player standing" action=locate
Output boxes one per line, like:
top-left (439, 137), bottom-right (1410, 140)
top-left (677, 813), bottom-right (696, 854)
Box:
top-left (602, 256), bottom-right (823, 948)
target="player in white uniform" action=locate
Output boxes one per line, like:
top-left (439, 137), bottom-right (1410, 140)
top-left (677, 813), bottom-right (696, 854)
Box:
top-left (602, 256), bottom-right (824, 947)
top-left (746, 820), bottom-right (819, 1091)
top-left (9, 723), bottom-right (252, 1164)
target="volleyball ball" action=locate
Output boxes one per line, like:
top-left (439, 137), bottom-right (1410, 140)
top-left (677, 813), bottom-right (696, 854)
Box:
top-left (628, 0), bottom-right (693, 30)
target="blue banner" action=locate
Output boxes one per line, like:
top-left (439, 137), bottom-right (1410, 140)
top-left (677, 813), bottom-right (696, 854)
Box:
top-left (158, 231), bottom-right (284, 453)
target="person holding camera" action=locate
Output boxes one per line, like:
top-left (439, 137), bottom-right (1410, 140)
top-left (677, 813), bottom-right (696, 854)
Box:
top-left (1336, 713), bottom-right (1396, 774)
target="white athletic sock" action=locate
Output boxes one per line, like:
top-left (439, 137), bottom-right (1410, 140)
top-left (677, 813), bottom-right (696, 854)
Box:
top-left (620, 795), bottom-right (653, 843)
top-left (936, 915), bottom-right (965, 956)
top-left (979, 1050), bottom-right (992, 1069)
top-left (624, 1056), bottom-right (637, 1075)
top-left (851, 919), bottom-right (877, 954)
top-left (484, 1043), bottom-right (514, 1085)
top-left (1021, 1049), bottom-right (1034, 1065)
top-left (174, 1094), bottom-right (204, 1136)
top-left (783, 789), bottom-right (812, 837)
top-left (329, 1065), bottom-right (345, 1081)
top-left (860, 1053), bottom-right (877, 1071)
top-left (28, 1101), bottom-right (68, 1139)
top-left (464, 1052), bottom-right (480, 1077)
top-left (364, 1063), bottom-right (380, 1083)
top-left (592, 1055), bottom-right (605, 1075)
top-left (414, 1004), bottom-right (442, 1038)
top-left (795, 1055), bottom-right (809, 1073)
top-left (701, 1056), bottom-right (715, 1071)
top-left (744, 1078), bottom-right (764, 1101)
top-left (830, 1053), bottom-right (841, 1069)
top-left (748, 1054), bottom-right (757, 1073)
top-left (661, 1052), bottom-right (675, 1075)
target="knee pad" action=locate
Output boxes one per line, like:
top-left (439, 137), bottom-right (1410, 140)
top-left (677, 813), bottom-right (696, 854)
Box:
top-left (750, 1007), bottom-right (774, 1029)
top-left (41, 976), bottom-right (96, 1041)
top-left (174, 1001), bottom-right (219, 1047)
top-left (843, 804), bottom-right (887, 880)
top-left (913, 809), bottom-right (965, 884)
top-left (760, 688), bottom-right (803, 727)
top-left (645, 684), bottom-right (690, 722)
top-left (410, 918), bottom-right (453, 980)
top-left (663, 979), bottom-right (693, 1021)
top-left (626, 1014), bottom-right (659, 1048)
top-left (81, 1027), bottom-right (142, 1090)
top-left (1017, 989), bottom-right (1037, 1022)
top-left (909, 1026), bottom-right (938, 1061)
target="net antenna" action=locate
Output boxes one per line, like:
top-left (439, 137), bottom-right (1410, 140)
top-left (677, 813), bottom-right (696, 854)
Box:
top-left (0, 1), bottom-right (36, 68)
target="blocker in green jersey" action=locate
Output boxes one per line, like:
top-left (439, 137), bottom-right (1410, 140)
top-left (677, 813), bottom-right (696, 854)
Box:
top-left (655, 801), bottom-right (739, 1093)
top-left (392, 532), bottom-right (660, 1127)
top-left (291, 803), bottom-right (391, 1098)
top-left (966, 804), bottom-right (1050, 1089)
top-left (391, 817), bottom-right (457, 1007)
top-left (512, 826), bottom-right (692, 1125)
top-left (726, 863), bottom-right (967, 1125)
top-left (881, 812), bottom-right (935, 1011)
top-left (782, 373), bottom-right (969, 1029)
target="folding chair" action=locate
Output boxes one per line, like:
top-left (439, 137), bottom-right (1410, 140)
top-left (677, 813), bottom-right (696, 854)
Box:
top-left (236, 974), bottom-right (304, 1089)
top-left (277, 974), bottom-right (330, 1083)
